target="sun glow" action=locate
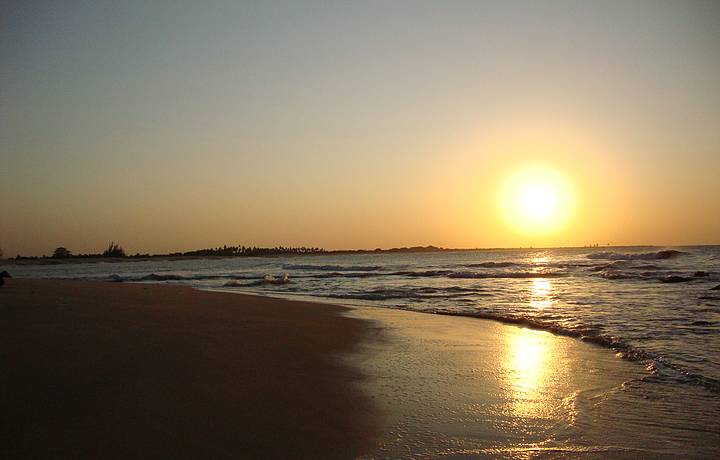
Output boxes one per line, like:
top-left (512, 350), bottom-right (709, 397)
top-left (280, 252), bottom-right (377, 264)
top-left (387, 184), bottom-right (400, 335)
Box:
top-left (499, 166), bottom-right (575, 236)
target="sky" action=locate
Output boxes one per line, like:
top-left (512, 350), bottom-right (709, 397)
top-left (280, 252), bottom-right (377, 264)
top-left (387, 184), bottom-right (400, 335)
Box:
top-left (1, 0), bottom-right (719, 256)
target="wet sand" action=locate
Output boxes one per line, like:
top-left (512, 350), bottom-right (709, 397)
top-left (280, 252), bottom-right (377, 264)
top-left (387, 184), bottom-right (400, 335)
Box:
top-left (0, 279), bottom-right (376, 459)
top-left (346, 307), bottom-right (718, 459)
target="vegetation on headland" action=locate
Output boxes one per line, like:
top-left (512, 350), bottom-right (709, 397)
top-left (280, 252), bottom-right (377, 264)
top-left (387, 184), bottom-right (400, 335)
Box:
top-left (8, 243), bottom-right (448, 262)
top-left (13, 242), bottom-right (129, 261)
top-left (180, 245), bottom-right (326, 257)
top-left (102, 242), bottom-right (126, 258)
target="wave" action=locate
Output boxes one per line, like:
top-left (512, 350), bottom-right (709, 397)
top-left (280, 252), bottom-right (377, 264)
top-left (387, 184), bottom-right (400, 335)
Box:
top-left (280, 268), bottom-right (567, 280)
top-left (592, 269), bottom-right (671, 281)
top-left (447, 271), bottom-right (566, 279)
top-left (283, 264), bottom-right (382, 272)
top-left (588, 261), bottom-right (668, 271)
top-left (107, 272), bottom-right (267, 283)
top-left (327, 291), bottom-right (417, 301)
top-left (594, 270), bottom-right (641, 280)
top-left (224, 280), bottom-right (252, 287)
top-left (138, 273), bottom-right (188, 281)
top-left (466, 261), bottom-right (520, 268)
top-left (586, 249), bottom-right (686, 261)
top-left (325, 285), bottom-right (490, 301)
top-left (224, 273), bottom-right (290, 287)
top-left (431, 309), bottom-right (720, 393)
top-left (315, 271), bottom-right (393, 279)
top-left (343, 269), bottom-right (565, 280)
top-left (593, 270), bottom-right (715, 283)
top-left (109, 268), bottom-right (569, 284)
top-left (661, 275), bottom-right (694, 283)
top-left (398, 269), bottom-right (454, 277)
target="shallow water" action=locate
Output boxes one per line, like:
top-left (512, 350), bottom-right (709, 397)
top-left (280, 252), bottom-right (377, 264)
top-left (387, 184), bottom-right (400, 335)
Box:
top-left (347, 307), bottom-right (718, 459)
top-left (4, 246), bottom-right (720, 455)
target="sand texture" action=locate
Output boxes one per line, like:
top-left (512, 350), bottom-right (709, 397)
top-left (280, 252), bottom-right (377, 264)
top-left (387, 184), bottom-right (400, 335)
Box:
top-left (0, 279), bottom-right (376, 459)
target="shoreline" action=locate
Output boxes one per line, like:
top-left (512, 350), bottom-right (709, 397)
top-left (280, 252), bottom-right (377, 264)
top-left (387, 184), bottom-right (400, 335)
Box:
top-left (2, 278), bottom-right (718, 458)
top-left (344, 307), bottom-right (719, 458)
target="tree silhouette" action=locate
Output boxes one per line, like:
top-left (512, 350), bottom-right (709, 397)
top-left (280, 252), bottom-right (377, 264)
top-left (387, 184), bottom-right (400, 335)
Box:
top-left (102, 242), bottom-right (126, 258)
top-left (52, 247), bottom-right (72, 258)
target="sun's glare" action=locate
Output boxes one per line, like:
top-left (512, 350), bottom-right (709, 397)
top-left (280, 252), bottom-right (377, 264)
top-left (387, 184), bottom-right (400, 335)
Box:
top-left (499, 166), bottom-right (575, 236)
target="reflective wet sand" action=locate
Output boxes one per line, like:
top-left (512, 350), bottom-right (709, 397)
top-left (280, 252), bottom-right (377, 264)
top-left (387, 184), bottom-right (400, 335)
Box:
top-left (347, 307), bottom-right (719, 459)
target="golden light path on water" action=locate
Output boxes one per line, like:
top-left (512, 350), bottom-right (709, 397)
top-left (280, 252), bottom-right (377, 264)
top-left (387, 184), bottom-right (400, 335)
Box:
top-left (505, 327), bottom-right (556, 420)
top-left (505, 266), bottom-right (564, 422)
top-left (530, 278), bottom-right (553, 310)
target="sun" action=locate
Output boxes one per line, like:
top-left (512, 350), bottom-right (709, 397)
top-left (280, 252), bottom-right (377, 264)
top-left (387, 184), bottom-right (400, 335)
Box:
top-left (499, 165), bottom-right (575, 236)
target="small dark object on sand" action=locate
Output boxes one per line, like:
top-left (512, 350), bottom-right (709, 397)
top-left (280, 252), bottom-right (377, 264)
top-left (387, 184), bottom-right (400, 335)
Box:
top-left (693, 271), bottom-right (709, 277)
top-left (0, 270), bottom-right (10, 278)
top-left (712, 284), bottom-right (720, 291)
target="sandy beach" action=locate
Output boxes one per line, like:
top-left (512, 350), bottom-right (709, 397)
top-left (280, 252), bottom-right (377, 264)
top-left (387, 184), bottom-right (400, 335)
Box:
top-left (4, 2), bottom-right (718, 457)
top-left (2, 278), bottom-right (718, 459)
top-left (0, 279), bottom-right (376, 459)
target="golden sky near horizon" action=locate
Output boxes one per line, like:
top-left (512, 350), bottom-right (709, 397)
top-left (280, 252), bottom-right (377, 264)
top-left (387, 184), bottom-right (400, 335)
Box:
top-left (1, 1), bottom-right (719, 256)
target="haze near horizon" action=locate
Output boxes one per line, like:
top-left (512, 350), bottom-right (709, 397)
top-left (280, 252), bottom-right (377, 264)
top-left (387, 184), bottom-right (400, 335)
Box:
top-left (2, 0), bottom-right (719, 256)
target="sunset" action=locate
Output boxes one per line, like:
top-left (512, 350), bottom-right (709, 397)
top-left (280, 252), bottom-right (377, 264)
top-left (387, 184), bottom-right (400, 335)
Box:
top-left (1, 1), bottom-right (719, 458)
top-left (499, 164), bottom-right (575, 236)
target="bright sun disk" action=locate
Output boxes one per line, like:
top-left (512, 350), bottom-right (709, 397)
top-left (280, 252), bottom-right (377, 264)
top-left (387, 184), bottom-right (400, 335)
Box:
top-left (499, 166), bottom-right (575, 236)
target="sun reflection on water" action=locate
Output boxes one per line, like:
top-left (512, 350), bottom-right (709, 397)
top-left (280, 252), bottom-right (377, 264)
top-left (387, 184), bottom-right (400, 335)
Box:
top-left (505, 327), bottom-right (556, 419)
top-left (531, 255), bottom-right (549, 265)
top-left (529, 278), bottom-right (553, 309)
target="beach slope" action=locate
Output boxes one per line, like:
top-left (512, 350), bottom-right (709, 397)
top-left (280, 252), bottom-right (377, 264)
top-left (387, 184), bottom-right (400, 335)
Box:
top-left (0, 279), bottom-right (375, 459)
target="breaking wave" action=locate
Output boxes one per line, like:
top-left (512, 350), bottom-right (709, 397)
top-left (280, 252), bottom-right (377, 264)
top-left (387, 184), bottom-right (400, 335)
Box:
top-left (224, 273), bottom-right (290, 287)
top-left (107, 273), bottom-right (263, 283)
top-left (465, 261), bottom-right (520, 268)
top-left (432, 309), bottom-right (720, 394)
top-left (138, 273), bottom-right (189, 281)
top-left (447, 271), bottom-right (567, 279)
top-left (593, 270), bottom-right (716, 283)
top-left (586, 250), bottom-right (686, 261)
top-left (282, 264), bottom-right (383, 271)
top-left (326, 285), bottom-right (489, 301)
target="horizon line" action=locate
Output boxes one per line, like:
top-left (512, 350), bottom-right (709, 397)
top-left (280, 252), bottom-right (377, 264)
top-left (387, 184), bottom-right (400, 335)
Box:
top-left (4, 242), bottom-right (720, 260)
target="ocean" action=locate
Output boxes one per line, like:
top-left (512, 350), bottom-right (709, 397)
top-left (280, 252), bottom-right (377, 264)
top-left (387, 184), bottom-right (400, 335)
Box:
top-left (4, 246), bottom-right (719, 455)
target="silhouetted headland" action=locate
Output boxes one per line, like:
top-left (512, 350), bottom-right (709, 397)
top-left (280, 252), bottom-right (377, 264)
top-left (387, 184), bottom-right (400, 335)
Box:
top-left (9, 244), bottom-right (453, 264)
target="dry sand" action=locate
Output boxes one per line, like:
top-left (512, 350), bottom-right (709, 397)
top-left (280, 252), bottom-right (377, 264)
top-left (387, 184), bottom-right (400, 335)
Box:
top-left (0, 279), bottom-right (376, 459)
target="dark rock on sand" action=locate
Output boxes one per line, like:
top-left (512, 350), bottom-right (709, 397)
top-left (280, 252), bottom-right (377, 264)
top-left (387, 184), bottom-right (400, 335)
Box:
top-left (693, 271), bottom-right (709, 277)
top-left (712, 284), bottom-right (720, 290)
top-left (662, 275), bottom-right (692, 283)
top-left (0, 270), bottom-right (11, 278)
